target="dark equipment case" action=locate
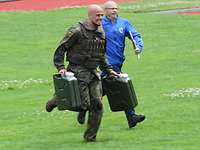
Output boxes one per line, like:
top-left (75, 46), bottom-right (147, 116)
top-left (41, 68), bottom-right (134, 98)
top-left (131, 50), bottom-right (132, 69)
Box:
top-left (102, 75), bottom-right (138, 112)
top-left (53, 74), bottom-right (82, 111)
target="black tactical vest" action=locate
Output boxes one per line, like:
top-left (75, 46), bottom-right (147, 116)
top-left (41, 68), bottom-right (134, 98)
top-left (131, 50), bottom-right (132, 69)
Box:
top-left (67, 22), bottom-right (106, 70)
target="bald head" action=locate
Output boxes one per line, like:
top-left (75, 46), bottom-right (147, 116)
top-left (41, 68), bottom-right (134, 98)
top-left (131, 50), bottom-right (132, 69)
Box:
top-left (88, 4), bottom-right (103, 18)
top-left (103, 1), bottom-right (118, 21)
top-left (87, 4), bottom-right (104, 26)
top-left (104, 1), bottom-right (118, 9)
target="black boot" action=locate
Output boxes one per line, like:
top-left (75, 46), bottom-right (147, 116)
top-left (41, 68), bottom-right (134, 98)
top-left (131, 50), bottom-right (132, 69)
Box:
top-left (84, 134), bottom-right (96, 142)
top-left (128, 114), bottom-right (145, 128)
top-left (45, 96), bottom-right (58, 112)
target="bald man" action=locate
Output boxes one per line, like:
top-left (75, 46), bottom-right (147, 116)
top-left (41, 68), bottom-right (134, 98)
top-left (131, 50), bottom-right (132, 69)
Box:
top-left (78, 1), bottom-right (145, 129)
top-left (46, 4), bottom-right (117, 142)
top-left (102, 1), bottom-right (145, 128)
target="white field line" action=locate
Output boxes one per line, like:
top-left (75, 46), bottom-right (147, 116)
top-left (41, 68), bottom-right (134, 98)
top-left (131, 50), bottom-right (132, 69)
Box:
top-left (120, 1), bottom-right (199, 10)
top-left (0, 78), bottom-right (51, 90)
top-left (163, 88), bottom-right (200, 98)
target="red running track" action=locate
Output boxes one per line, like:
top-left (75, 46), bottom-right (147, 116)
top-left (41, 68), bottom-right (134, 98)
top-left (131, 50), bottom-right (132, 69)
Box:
top-left (0, 0), bottom-right (130, 11)
top-left (176, 11), bottom-right (200, 14)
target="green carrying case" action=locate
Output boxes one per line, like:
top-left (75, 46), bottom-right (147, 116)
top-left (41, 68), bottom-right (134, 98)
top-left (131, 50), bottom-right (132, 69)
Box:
top-left (102, 74), bottom-right (138, 112)
top-left (53, 73), bottom-right (82, 111)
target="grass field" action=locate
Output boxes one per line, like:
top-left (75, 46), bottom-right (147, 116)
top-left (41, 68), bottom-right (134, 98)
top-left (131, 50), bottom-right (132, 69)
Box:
top-left (0, 0), bottom-right (200, 150)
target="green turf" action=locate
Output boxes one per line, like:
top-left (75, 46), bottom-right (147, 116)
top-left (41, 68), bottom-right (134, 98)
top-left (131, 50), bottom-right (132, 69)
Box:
top-left (0, 1), bottom-right (200, 150)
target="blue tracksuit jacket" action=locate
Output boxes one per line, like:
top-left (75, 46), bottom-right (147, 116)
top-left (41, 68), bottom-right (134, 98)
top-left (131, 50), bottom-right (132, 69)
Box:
top-left (102, 16), bottom-right (144, 66)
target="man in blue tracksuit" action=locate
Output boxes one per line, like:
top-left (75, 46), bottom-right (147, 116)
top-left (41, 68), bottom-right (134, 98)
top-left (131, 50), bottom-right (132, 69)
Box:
top-left (78, 1), bottom-right (145, 128)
